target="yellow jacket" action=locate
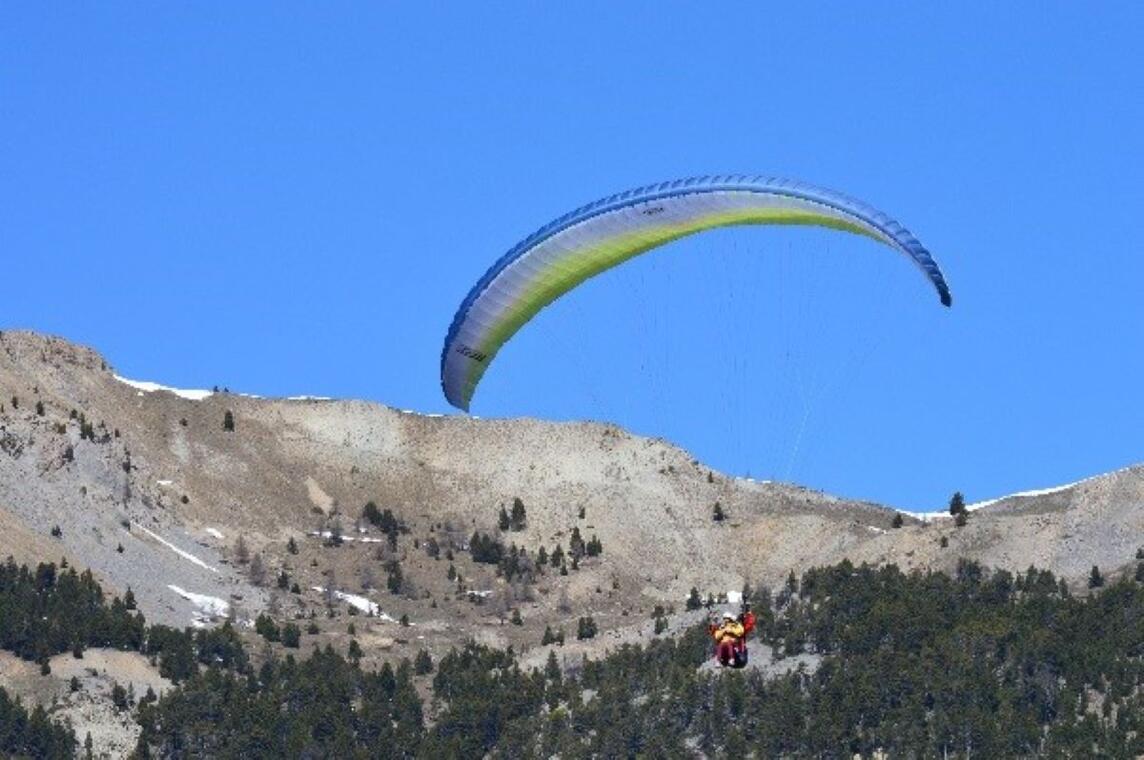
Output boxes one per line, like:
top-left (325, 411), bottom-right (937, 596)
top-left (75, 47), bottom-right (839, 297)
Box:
top-left (713, 620), bottom-right (744, 643)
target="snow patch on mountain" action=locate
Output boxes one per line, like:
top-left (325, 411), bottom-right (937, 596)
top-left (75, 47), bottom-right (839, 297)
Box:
top-left (312, 587), bottom-right (396, 621)
top-left (965, 480), bottom-right (1084, 511)
top-left (168, 585), bottom-right (229, 628)
top-left (134, 523), bottom-right (219, 574)
top-left (113, 375), bottom-right (213, 401)
top-left (902, 475), bottom-right (1093, 521)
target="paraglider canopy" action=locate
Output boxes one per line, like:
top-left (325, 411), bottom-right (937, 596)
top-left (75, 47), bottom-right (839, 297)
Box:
top-left (441, 175), bottom-right (951, 411)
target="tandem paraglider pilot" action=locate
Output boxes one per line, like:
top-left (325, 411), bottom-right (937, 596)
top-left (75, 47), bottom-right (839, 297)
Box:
top-left (709, 607), bottom-right (756, 668)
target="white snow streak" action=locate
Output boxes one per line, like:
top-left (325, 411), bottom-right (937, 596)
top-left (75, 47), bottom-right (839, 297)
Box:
top-left (901, 476), bottom-right (1090, 521)
top-left (113, 375), bottom-right (213, 401)
top-left (134, 523), bottom-right (219, 574)
top-left (204, 528), bottom-right (224, 540)
top-left (168, 585), bottom-right (229, 628)
top-left (312, 587), bottom-right (397, 621)
top-left (964, 481), bottom-right (1082, 511)
top-left (309, 530), bottom-right (383, 544)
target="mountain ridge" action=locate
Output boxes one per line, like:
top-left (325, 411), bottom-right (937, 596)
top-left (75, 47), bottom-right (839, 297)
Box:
top-left (0, 329), bottom-right (1140, 640)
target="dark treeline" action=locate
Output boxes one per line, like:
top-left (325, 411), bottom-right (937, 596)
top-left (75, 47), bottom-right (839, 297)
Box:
top-left (131, 559), bottom-right (1144, 758)
top-left (3, 554), bottom-right (1143, 758)
top-left (0, 558), bottom-right (145, 662)
top-left (135, 647), bottom-right (424, 757)
top-left (575, 560), bottom-right (1143, 758)
top-left (0, 687), bottom-right (75, 759)
top-left (0, 557), bottom-right (247, 683)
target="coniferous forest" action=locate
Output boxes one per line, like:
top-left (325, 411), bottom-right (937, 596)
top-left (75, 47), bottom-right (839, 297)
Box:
top-left (2, 555), bottom-right (1143, 758)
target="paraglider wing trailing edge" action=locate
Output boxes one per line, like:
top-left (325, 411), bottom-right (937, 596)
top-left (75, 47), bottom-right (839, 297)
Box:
top-left (441, 175), bottom-right (952, 411)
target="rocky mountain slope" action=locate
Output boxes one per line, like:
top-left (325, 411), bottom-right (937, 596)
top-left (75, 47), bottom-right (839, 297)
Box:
top-left (1, 329), bottom-right (1140, 650)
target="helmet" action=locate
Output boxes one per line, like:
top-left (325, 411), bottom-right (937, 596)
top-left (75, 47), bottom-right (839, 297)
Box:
top-left (722, 611), bottom-right (736, 620)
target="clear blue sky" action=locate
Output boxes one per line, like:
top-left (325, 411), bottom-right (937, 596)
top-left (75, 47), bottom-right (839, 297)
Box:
top-left (3, 5), bottom-right (1141, 509)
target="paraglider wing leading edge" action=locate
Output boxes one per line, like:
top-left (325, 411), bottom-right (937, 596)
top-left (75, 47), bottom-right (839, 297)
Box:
top-left (441, 175), bottom-right (951, 411)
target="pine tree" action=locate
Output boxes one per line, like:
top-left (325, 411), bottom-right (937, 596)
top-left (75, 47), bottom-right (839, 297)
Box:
top-left (545, 650), bottom-right (562, 682)
top-left (347, 639), bottom-right (363, 665)
top-left (510, 497), bottom-right (527, 531)
top-left (255, 614), bottom-right (280, 642)
top-left (248, 554), bottom-right (266, 585)
top-left (892, 513), bottom-right (904, 529)
top-left (387, 562), bottom-right (404, 595)
top-left (327, 518), bottom-right (344, 547)
top-left (222, 410), bottom-right (235, 432)
top-left (281, 623), bottom-right (301, 648)
top-left (363, 500), bottom-right (382, 524)
top-left (360, 565), bottom-right (376, 591)
top-left (111, 682), bottom-right (128, 711)
top-left (569, 527), bottom-right (584, 558)
top-left (713, 502), bottom-right (726, 522)
top-left (686, 587), bottom-right (702, 611)
top-left (233, 535), bottom-right (250, 565)
top-left (586, 535), bottom-right (603, 556)
top-left (949, 491), bottom-right (966, 516)
top-left (498, 506), bottom-right (510, 531)
top-left (1089, 565), bottom-right (1104, 588)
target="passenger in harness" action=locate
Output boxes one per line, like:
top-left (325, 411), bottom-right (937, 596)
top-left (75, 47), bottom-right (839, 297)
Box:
top-left (709, 606), bottom-right (756, 668)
